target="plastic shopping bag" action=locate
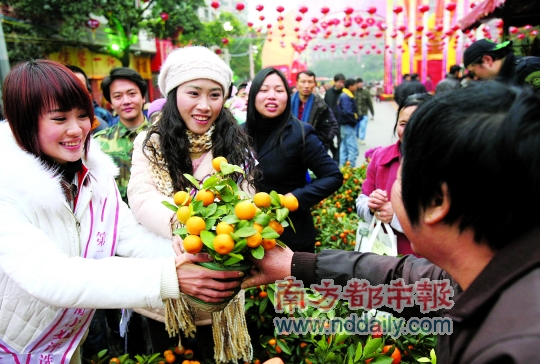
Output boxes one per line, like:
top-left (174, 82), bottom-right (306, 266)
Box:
top-left (355, 216), bottom-right (397, 256)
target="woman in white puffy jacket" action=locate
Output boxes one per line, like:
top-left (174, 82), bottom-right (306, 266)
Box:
top-left (0, 60), bottom-right (243, 363)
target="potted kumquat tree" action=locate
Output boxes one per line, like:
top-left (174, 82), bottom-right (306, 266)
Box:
top-left (162, 157), bottom-right (297, 309)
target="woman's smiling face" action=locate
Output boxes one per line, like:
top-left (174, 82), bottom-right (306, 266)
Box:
top-left (254, 73), bottom-right (288, 119)
top-left (176, 79), bottom-right (224, 134)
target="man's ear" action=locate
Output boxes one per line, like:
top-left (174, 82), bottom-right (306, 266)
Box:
top-left (482, 54), bottom-right (494, 66)
top-left (424, 182), bottom-right (450, 225)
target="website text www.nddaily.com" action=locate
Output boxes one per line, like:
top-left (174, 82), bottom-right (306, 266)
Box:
top-left (273, 313), bottom-right (453, 339)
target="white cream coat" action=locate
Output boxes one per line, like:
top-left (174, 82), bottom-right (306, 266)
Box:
top-left (0, 122), bottom-right (180, 355)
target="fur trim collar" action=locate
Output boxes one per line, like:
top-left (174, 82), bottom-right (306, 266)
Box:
top-left (0, 122), bottom-right (119, 212)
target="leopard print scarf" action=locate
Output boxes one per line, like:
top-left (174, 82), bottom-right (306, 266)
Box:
top-left (186, 124), bottom-right (215, 154)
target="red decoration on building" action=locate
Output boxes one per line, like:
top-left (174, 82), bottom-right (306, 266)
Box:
top-left (393, 6), bottom-right (403, 14)
top-left (259, 15), bottom-right (265, 21)
top-left (445, 2), bottom-right (457, 11)
top-left (277, 16), bottom-right (284, 22)
top-left (235, 3), bottom-right (245, 11)
top-left (344, 7), bottom-right (354, 15)
top-left (299, 6), bottom-right (308, 14)
top-left (416, 25), bottom-right (424, 32)
top-left (321, 7), bottom-right (330, 15)
top-left (276, 5), bottom-right (284, 13)
top-left (418, 4), bottom-right (430, 13)
top-left (311, 17), bottom-right (318, 24)
top-left (86, 19), bottom-right (100, 29)
top-left (256, 4), bottom-right (264, 11)
top-left (295, 16), bottom-right (303, 22)
top-left (367, 7), bottom-right (377, 15)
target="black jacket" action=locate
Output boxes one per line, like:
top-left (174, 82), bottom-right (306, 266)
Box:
top-left (324, 87), bottom-right (342, 116)
top-left (254, 118), bottom-right (342, 252)
top-left (306, 94), bottom-right (339, 150)
top-left (292, 226), bottom-right (540, 363)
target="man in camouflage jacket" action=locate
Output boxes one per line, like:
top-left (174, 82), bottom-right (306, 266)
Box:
top-left (94, 68), bottom-right (151, 204)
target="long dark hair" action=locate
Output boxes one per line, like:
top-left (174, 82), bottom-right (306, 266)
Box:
top-left (143, 87), bottom-right (260, 192)
top-left (245, 67), bottom-right (303, 152)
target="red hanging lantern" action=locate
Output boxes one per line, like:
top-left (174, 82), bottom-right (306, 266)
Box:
top-left (358, 44), bottom-right (364, 49)
top-left (376, 49), bottom-right (382, 54)
top-left (160, 12), bottom-right (169, 21)
top-left (391, 31), bottom-right (397, 38)
top-left (360, 23), bottom-right (368, 29)
top-left (299, 6), bottom-right (308, 14)
top-left (278, 25), bottom-right (284, 30)
top-left (276, 5), bottom-right (284, 13)
top-left (311, 17), bottom-right (318, 24)
top-left (415, 34), bottom-right (422, 40)
top-left (259, 15), bottom-right (265, 21)
top-left (378, 23), bottom-right (387, 31)
top-left (416, 25), bottom-right (424, 32)
top-left (398, 24), bottom-right (407, 32)
top-left (294, 27), bottom-right (300, 32)
top-left (344, 21), bottom-right (352, 28)
top-left (321, 22), bottom-right (328, 29)
top-left (351, 31), bottom-right (357, 36)
top-left (211, 1), bottom-right (220, 9)
top-left (371, 44), bottom-right (377, 49)
top-left (354, 16), bottom-right (363, 24)
top-left (321, 7), bottom-right (330, 15)
top-left (247, 21), bottom-right (253, 28)
top-left (86, 18), bottom-right (100, 29)
top-left (267, 37), bottom-right (272, 42)
top-left (367, 7), bottom-right (377, 15)
top-left (445, 2), bottom-right (457, 11)
top-left (393, 6), bottom-right (403, 14)
top-left (221, 37), bottom-right (229, 45)
top-left (322, 47), bottom-right (327, 52)
top-left (342, 31), bottom-right (348, 37)
top-left (277, 16), bottom-right (284, 22)
top-left (404, 32), bottom-right (412, 39)
top-left (344, 7), bottom-right (354, 15)
top-left (435, 24), bottom-right (444, 32)
top-left (418, 4), bottom-right (430, 13)
top-left (295, 16), bottom-right (302, 22)
top-left (366, 49), bottom-right (371, 54)
top-left (235, 3), bottom-right (245, 11)
top-left (255, 4), bottom-right (264, 12)
top-left (267, 23), bottom-right (272, 29)
top-left (375, 32), bottom-right (383, 38)
top-left (366, 18), bottom-right (375, 26)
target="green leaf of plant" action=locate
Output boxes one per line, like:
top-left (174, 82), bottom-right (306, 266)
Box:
top-left (236, 220), bottom-right (250, 230)
top-left (370, 356), bottom-right (394, 364)
top-left (200, 230), bottom-right (215, 250)
top-left (253, 212), bottom-right (271, 226)
top-left (276, 239), bottom-right (287, 248)
top-left (205, 219), bottom-right (216, 231)
top-left (261, 227), bottom-right (280, 239)
top-left (204, 203), bottom-right (218, 217)
top-left (325, 352), bottom-right (335, 362)
top-left (221, 162), bottom-right (245, 176)
top-left (235, 226), bottom-right (257, 237)
top-left (251, 245), bottom-right (265, 259)
top-left (276, 207), bottom-right (289, 222)
top-left (418, 359), bottom-right (432, 363)
top-left (277, 339), bottom-right (292, 355)
top-left (192, 200), bottom-right (205, 214)
top-left (224, 254), bottom-right (243, 265)
top-left (232, 239), bottom-right (247, 253)
top-left (363, 338), bottom-right (382, 356)
top-left (173, 227), bottom-right (187, 236)
top-left (223, 214), bottom-right (240, 224)
top-left (354, 342), bottom-right (363, 361)
top-left (259, 296), bottom-right (268, 314)
top-left (161, 201), bottom-right (178, 212)
top-left (270, 190), bottom-right (281, 207)
top-left (183, 173), bottom-right (200, 189)
top-left (202, 175), bottom-right (219, 189)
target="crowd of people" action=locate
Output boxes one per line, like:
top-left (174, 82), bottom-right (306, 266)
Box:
top-left (1, 37), bottom-right (540, 364)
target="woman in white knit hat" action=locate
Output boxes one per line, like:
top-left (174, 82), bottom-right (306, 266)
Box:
top-left (127, 46), bottom-right (258, 363)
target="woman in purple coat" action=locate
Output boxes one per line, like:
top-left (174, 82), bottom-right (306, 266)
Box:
top-left (356, 93), bottom-right (432, 255)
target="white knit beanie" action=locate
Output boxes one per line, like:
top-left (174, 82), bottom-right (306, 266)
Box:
top-left (158, 46), bottom-right (233, 97)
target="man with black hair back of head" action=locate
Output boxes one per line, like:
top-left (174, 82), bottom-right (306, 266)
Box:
top-left (464, 39), bottom-right (540, 93)
top-left (292, 70), bottom-right (339, 153)
top-left (436, 65), bottom-right (462, 94)
top-left (324, 73), bottom-right (346, 162)
top-left (393, 73), bottom-right (411, 106)
top-left (336, 78), bottom-right (359, 167)
top-left (94, 67), bottom-right (151, 205)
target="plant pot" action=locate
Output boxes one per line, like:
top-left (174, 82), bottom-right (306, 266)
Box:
top-left (185, 260), bottom-right (253, 312)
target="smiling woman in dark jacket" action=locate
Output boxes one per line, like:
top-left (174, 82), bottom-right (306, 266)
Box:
top-left (244, 68), bottom-right (342, 252)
